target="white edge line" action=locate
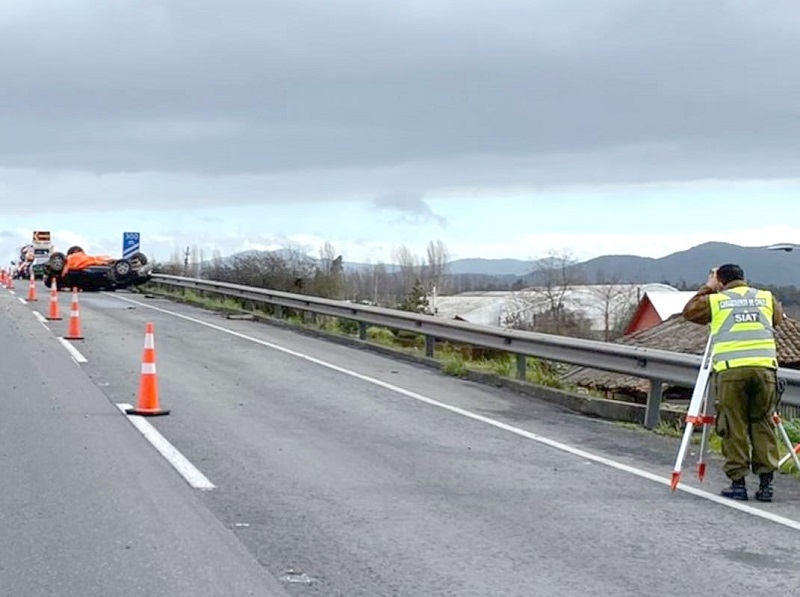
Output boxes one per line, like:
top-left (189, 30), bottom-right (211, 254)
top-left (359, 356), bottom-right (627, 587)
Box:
top-left (117, 402), bottom-right (216, 491)
top-left (109, 293), bottom-right (800, 532)
top-left (58, 337), bottom-right (88, 364)
top-left (18, 297), bottom-right (26, 304)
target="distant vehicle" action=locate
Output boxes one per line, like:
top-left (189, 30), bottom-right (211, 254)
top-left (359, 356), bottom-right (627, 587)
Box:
top-left (11, 245), bottom-right (36, 280)
top-left (12, 231), bottom-right (54, 280)
top-left (44, 246), bottom-right (153, 291)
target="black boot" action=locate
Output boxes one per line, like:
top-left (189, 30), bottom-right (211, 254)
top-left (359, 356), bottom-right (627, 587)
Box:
top-left (755, 473), bottom-right (774, 503)
top-left (721, 478), bottom-right (748, 501)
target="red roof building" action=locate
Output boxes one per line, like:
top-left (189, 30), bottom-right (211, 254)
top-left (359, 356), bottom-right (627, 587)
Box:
top-left (624, 289), bottom-right (698, 335)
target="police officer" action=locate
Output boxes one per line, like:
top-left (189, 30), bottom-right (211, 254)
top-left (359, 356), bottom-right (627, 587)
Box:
top-left (683, 264), bottom-right (785, 502)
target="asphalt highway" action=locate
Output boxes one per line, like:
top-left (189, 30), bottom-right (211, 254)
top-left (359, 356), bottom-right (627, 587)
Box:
top-left (5, 284), bottom-right (800, 596)
top-left (0, 289), bottom-right (290, 597)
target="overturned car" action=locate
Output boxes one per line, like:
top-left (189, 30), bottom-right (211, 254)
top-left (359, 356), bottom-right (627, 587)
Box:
top-left (44, 246), bottom-right (153, 291)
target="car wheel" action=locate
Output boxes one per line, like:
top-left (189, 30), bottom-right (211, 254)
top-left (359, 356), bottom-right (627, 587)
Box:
top-left (113, 259), bottom-right (132, 277)
top-left (131, 252), bottom-right (148, 266)
top-left (48, 252), bottom-right (66, 275)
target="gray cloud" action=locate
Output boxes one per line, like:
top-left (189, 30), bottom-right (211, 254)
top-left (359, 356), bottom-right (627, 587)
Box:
top-left (372, 192), bottom-right (447, 227)
top-left (2, 0), bottom-right (800, 212)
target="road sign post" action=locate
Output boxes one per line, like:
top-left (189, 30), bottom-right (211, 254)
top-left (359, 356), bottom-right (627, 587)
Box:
top-left (33, 230), bottom-right (51, 243)
top-left (123, 232), bottom-right (141, 260)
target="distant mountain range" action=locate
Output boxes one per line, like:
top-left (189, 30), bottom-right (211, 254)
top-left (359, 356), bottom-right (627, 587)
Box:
top-left (523, 242), bottom-right (800, 288)
top-left (408, 242), bottom-right (799, 287)
top-left (205, 242), bottom-right (800, 288)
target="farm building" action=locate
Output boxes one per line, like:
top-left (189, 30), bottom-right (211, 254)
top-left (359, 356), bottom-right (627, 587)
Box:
top-left (623, 288), bottom-right (699, 335)
top-left (432, 283), bottom-right (682, 338)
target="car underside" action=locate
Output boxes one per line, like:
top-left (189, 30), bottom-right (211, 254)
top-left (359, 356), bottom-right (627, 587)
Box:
top-left (44, 248), bottom-right (153, 291)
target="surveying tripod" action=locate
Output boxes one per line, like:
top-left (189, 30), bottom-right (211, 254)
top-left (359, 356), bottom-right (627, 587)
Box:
top-left (671, 336), bottom-right (800, 491)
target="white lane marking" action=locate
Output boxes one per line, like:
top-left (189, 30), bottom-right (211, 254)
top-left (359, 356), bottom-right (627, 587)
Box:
top-left (58, 337), bottom-right (88, 363)
top-left (32, 311), bottom-right (50, 330)
top-left (116, 403), bottom-right (216, 490)
top-left (109, 293), bottom-right (800, 532)
top-left (18, 297), bottom-right (27, 304)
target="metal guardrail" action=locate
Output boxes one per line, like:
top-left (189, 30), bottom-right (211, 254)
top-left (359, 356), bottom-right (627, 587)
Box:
top-left (146, 274), bottom-right (800, 426)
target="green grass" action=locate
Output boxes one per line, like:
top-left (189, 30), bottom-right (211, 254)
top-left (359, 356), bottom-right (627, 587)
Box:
top-left (366, 326), bottom-right (396, 345)
top-left (783, 418), bottom-right (800, 444)
top-left (440, 352), bottom-right (469, 377)
top-left (457, 353), bottom-right (513, 377)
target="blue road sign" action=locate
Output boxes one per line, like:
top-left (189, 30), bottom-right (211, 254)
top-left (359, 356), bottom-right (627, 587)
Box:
top-left (123, 232), bottom-right (140, 260)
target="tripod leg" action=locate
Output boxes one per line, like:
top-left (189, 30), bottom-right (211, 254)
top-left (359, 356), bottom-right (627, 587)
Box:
top-left (774, 413), bottom-right (800, 472)
top-left (672, 378), bottom-right (711, 490)
top-left (672, 336), bottom-right (713, 492)
top-left (697, 387), bottom-right (713, 482)
top-left (672, 422), bottom-right (696, 490)
top-left (778, 444), bottom-right (800, 469)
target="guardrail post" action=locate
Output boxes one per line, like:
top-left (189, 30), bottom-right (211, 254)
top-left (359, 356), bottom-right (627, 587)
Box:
top-left (359, 321), bottom-right (367, 340)
top-left (516, 354), bottom-right (527, 380)
top-left (274, 305), bottom-right (283, 319)
top-left (644, 378), bottom-right (663, 429)
top-left (425, 335), bottom-right (435, 358)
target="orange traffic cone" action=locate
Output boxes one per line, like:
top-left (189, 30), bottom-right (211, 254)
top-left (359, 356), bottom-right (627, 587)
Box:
top-left (27, 270), bottom-right (38, 302)
top-left (125, 322), bottom-right (170, 417)
top-left (46, 279), bottom-right (62, 321)
top-left (64, 287), bottom-right (84, 340)
top-left (7, 270), bottom-right (13, 290)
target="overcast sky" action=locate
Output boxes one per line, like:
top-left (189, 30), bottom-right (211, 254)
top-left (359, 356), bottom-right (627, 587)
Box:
top-left (2, 0), bottom-right (800, 264)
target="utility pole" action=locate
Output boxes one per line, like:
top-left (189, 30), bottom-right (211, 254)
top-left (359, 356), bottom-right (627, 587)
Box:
top-left (183, 246), bottom-right (190, 276)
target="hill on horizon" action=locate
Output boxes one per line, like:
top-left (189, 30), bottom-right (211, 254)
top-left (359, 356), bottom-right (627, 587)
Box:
top-left (195, 242), bottom-right (800, 288)
top-left (559, 241), bottom-right (800, 288)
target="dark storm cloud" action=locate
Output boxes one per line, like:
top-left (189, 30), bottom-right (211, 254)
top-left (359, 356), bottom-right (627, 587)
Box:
top-left (2, 0), bottom-right (800, 212)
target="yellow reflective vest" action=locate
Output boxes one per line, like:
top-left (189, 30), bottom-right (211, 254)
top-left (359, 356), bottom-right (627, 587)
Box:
top-left (708, 286), bottom-right (778, 372)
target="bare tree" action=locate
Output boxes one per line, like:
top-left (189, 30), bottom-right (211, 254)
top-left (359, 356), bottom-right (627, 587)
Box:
top-left (279, 242), bottom-right (317, 292)
top-left (312, 241), bottom-right (344, 299)
top-left (393, 244), bottom-right (421, 299)
top-left (585, 269), bottom-right (641, 341)
top-left (369, 263), bottom-right (392, 305)
top-left (425, 239), bottom-right (450, 299)
top-left (188, 245), bottom-right (203, 278)
top-left (518, 248), bottom-right (586, 335)
top-left (318, 241), bottom-right (337, 274)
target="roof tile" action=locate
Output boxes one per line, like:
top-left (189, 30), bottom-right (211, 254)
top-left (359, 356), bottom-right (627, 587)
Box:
top-left (562, 313), bottom-right (800, 395)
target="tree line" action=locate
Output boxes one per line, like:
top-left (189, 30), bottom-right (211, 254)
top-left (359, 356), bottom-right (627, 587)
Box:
top-left (153, 244), bottom-right (648, 342)
top-left (154, 240), bottom-right (451, 307)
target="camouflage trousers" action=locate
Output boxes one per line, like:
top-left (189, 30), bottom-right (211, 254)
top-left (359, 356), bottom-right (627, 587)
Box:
top-left (713, 366), bottom-right (780, 481)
